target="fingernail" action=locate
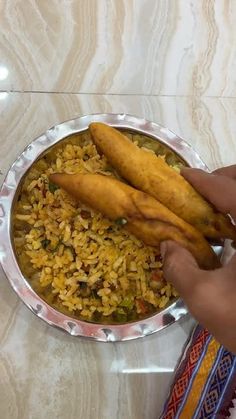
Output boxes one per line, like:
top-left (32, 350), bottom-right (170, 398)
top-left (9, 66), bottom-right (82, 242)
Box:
top-left (160, 242), bottom-right (167, 258)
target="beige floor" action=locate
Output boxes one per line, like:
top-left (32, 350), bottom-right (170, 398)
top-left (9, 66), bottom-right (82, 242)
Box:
top-left (0, 1), bottom-right (236, 419)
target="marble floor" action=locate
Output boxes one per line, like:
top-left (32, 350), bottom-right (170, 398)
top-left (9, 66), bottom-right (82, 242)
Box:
top-left (0, 1), bottom-right (236, 418)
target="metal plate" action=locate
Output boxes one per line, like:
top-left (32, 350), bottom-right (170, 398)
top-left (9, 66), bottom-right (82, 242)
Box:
top-left (0, 113), bottom-right (223, 341)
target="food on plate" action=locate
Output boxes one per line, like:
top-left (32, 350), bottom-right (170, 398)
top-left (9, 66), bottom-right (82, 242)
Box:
top-left (50, 173), bottom-right (220, 270)
top-left (13, 132), bottom-right (181, 323)
top-left (89, 122), bottom-right (236, 241)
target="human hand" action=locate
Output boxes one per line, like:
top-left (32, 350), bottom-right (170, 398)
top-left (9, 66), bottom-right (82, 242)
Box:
top-left (161, 166), bottom-right (236, 353)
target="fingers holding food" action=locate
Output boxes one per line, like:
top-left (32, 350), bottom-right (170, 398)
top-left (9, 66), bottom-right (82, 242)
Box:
top-left (89, 123), bottom-right (236, 241)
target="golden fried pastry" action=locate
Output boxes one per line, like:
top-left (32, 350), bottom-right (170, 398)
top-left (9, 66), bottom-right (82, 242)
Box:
top-left (89, 122), bottom-right (236, 241)
top-left (50, 173), bottom-right (220, 270)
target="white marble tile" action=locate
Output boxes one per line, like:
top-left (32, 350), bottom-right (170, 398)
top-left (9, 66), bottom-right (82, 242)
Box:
top-left (1, 93), bottom-right (236, 179)
top-left (1, 0), bottom-right (236, 95)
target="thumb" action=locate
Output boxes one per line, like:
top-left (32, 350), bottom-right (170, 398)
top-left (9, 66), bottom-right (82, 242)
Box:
top-left (161, 241), bottom-right (202, 298)
top-left (181, 167), bottom-right (236, 220)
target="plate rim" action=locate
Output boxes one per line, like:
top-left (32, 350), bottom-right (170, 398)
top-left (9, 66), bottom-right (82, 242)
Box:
top-left (0, 113), bottom-right (214, 341)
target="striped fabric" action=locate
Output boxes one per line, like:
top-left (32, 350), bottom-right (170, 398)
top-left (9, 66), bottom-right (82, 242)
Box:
top-left (160, 326), bottom-right (236, 419)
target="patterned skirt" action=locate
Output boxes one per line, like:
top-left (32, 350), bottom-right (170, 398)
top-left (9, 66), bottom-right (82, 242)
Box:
top-left (160, 325), bottom-right (236, 418)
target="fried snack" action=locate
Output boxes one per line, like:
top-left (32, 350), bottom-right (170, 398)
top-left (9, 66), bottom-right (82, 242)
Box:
top-left (89, 122), bottom-right (236, 241)
top-left (50, 173), bottom-right (220, 270)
